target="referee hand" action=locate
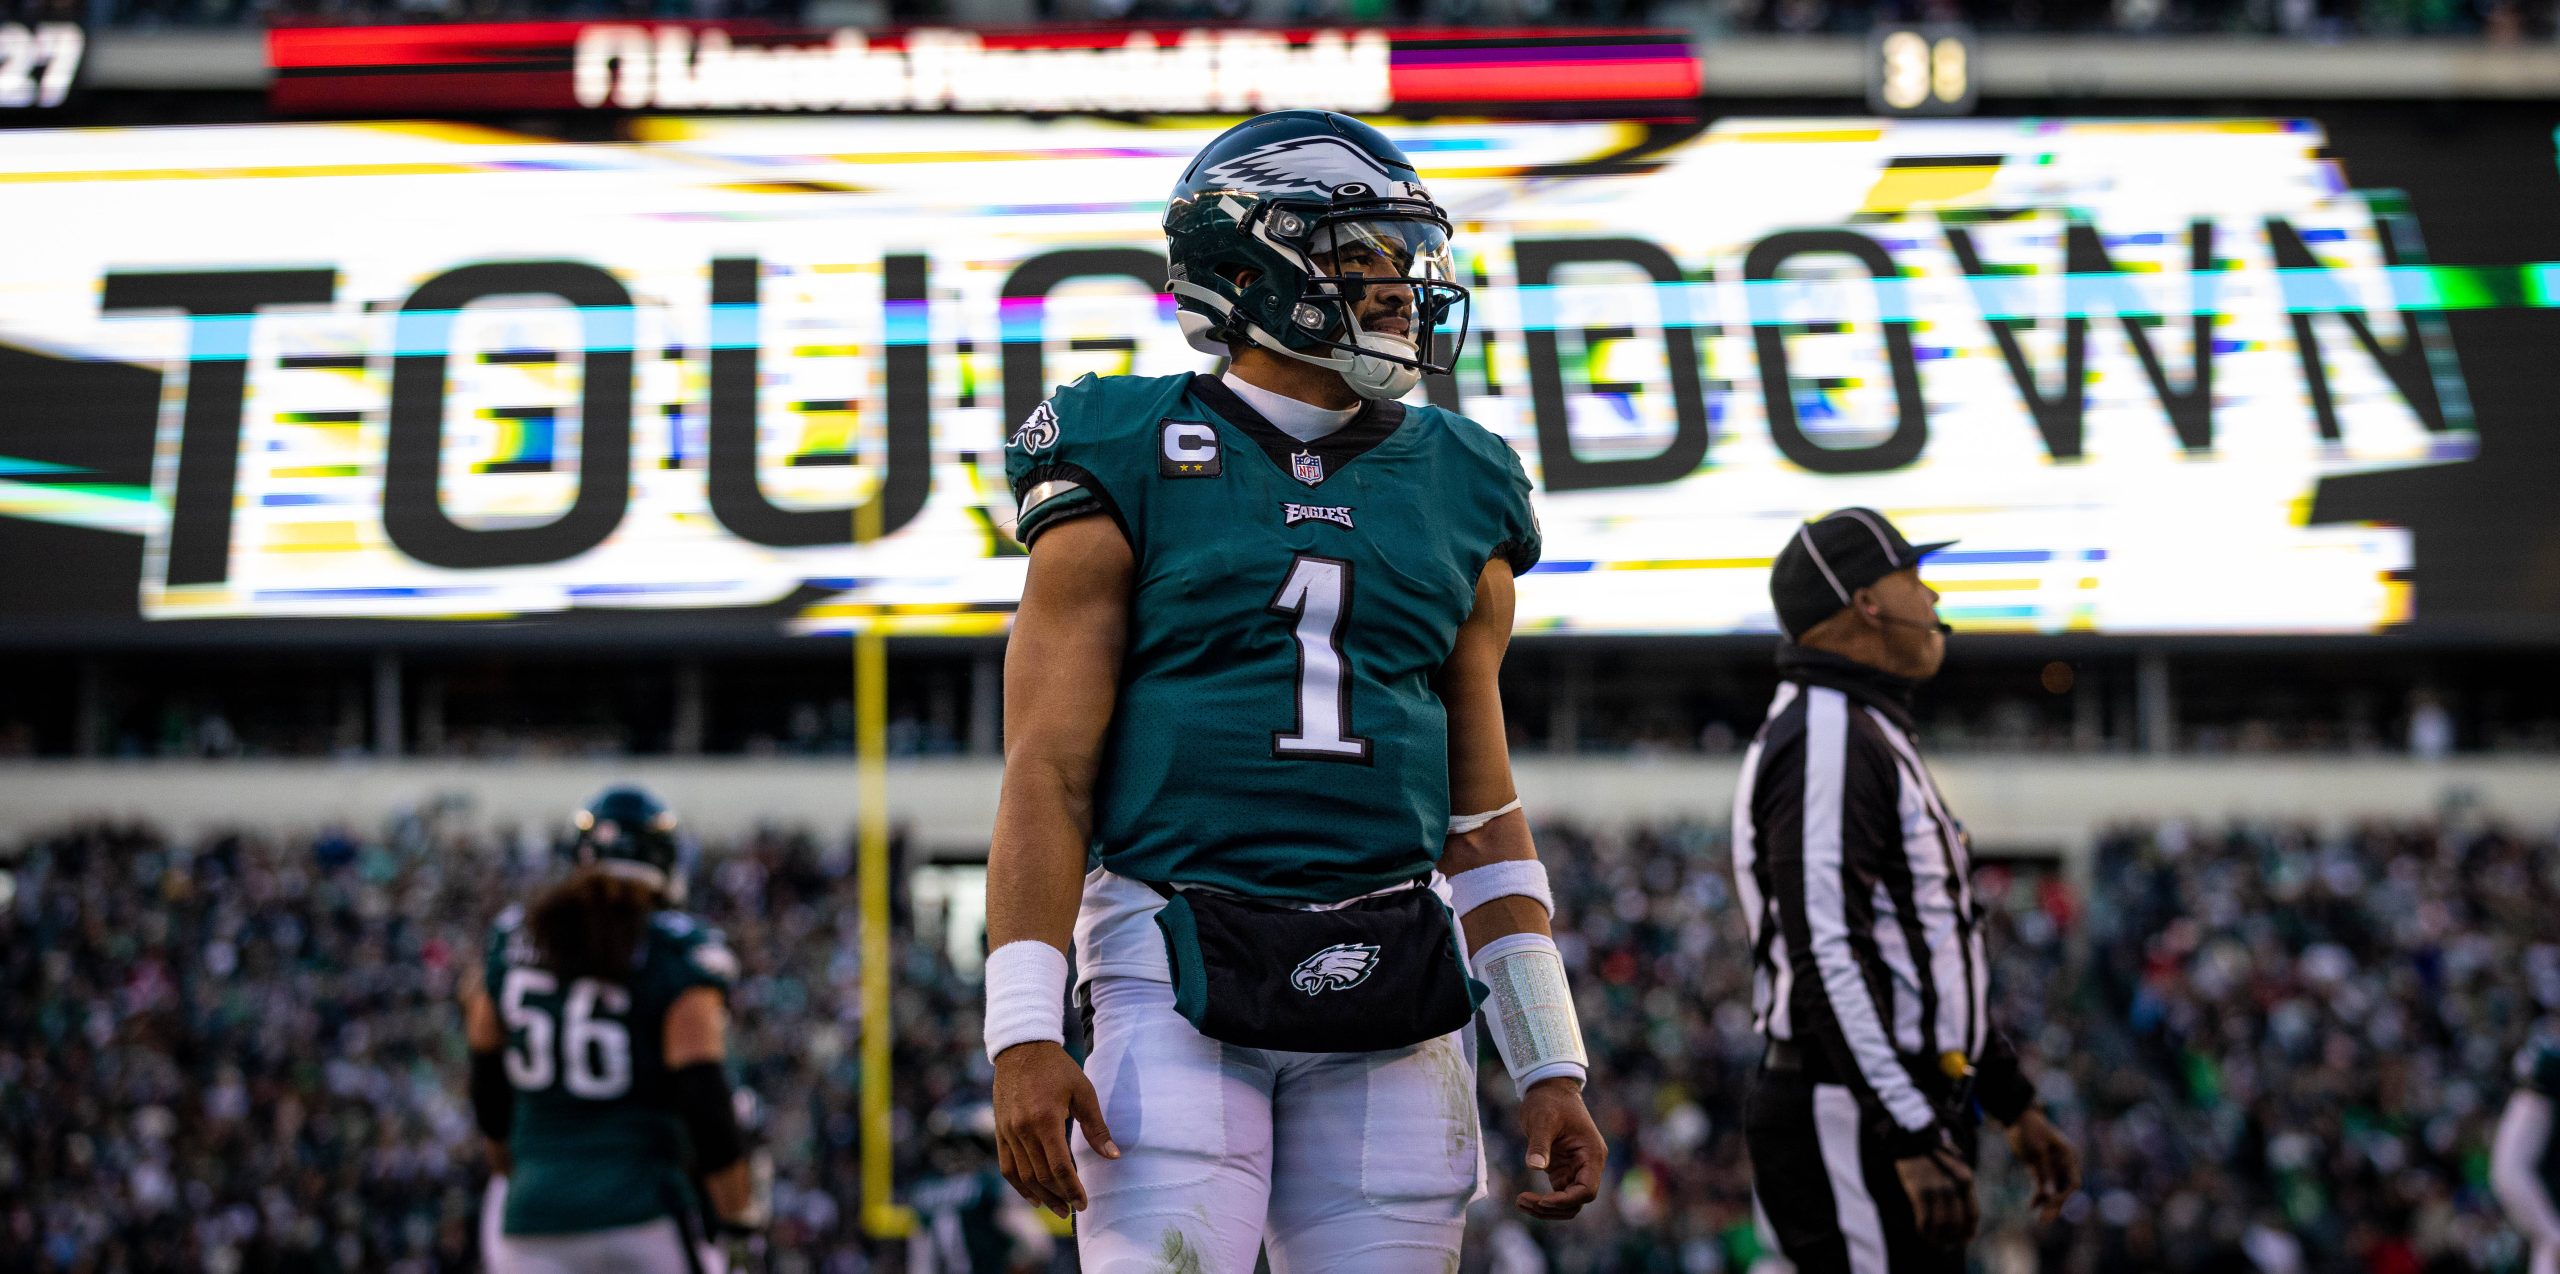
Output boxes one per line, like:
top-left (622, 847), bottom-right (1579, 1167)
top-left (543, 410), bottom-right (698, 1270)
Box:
top-left (2002, 1108), bottom-right (2081, 1223)
top-left (1894, 1149), bottom-right (1978, 1248)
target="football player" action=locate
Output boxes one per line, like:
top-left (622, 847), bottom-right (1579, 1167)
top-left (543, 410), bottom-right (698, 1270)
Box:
top-left (2495, 1031), bottom-right (2560, 1274)
top-left (460, 787), bottom-right (762, 1274)
top-left (906, 1102), bottom-right (1057, 1274)
top-left (984, 110), bottom-right (1606, 1273)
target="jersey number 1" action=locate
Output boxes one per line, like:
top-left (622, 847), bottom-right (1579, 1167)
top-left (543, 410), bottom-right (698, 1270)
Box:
top-left (1268, 554), bottom-right (1372, 763)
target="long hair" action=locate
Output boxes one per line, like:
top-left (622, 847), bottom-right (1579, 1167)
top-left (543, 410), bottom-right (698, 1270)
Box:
top-left (526, 866), bottom-right (659, 983)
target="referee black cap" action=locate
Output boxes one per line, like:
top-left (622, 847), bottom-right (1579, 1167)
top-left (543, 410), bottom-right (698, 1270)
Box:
top-left (1770, 508), bottom-right (1955, 639)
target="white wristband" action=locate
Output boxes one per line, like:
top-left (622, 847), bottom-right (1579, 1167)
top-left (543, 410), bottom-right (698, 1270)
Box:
top-left (1447, 859), bottom-right (1553, 920)
top-left (1469, 931), bottom-right (1589, 1097)
top-left (982, 940), bottom-right (1070, 1063)
top-left (1447, 798), bottom-right (1522, 836)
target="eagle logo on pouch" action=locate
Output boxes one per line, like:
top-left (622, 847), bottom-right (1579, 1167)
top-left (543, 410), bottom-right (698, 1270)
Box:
top-left (1291, 450), bottom-right (1326, 485)
top-left (1290, 943), bottom-right (1380, 995)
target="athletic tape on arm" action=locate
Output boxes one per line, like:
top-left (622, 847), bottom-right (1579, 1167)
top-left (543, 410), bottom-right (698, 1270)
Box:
top-left (1447, 859), bottom-right (1553, 919)
top-left (1470, 930), bottom-right (1588, 1095)
top-left (1447, 798), bottom-right (1522, 836)
top-left (982, 940), bottom-right (1070, 1063)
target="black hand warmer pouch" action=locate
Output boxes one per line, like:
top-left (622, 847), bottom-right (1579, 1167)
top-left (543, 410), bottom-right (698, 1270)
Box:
top-left (1153, 882), bottom-right (1487, 1053)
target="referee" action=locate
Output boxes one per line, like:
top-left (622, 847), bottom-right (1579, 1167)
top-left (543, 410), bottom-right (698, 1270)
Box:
top-left (1732, 508), bottom-right (2079, 1272)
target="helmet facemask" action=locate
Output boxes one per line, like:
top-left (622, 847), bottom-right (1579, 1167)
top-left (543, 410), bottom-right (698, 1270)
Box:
top-left (1276, 213), bottom-right (1469, 401)
top-left (1172, 197), bottom-right (1471, 403)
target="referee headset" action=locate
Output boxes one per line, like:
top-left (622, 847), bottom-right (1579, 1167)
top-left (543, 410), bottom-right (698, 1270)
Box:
top-left (1796, 520), bottom-right (1954, 637)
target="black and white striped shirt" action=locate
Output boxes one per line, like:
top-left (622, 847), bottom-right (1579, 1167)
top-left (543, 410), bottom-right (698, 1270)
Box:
top-left (1732, 645), bottom-right (2035, 1153)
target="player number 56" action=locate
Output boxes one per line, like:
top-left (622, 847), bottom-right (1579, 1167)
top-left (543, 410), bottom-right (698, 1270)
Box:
top-left (499, 967), bottom-right (634, 1099)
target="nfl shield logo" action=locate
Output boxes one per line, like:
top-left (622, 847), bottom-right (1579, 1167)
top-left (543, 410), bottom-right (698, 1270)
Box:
top-left (1290, 450), bottom-right (1325, 485)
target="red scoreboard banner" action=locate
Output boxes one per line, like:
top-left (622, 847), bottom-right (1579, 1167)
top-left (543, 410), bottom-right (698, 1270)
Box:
top-left (265, 23), bottom-right (1701, 116)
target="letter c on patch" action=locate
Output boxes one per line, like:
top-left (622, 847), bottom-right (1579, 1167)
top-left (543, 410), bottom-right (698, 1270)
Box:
top-left (1159, 420), bottom-right (1222, 477)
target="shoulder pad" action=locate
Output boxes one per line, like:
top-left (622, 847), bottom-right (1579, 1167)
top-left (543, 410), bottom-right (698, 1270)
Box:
top-left (655, 911), bottom-right (739, 985)
top-left (488, 906), bottom-right (536, 970)
top-left (1015, 372), bottom-right (1190, 450)
top-left (1415, 405), bottom-right (1541, 574)
top-left (1448, 415), bottom-right (1537, 488)
top-left (1005, 373), bottom-right (1191, 548)
top-left (689, 938), bottom-right (740, 985)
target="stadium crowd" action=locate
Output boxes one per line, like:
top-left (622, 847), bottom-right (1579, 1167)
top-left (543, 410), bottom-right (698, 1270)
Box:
top-left (1, 806), bottom-right (2553, 1272)
top-left (2084, 816), bottom-right (2560, 1273)
top-left (21, 695), bottom-right (2547, 761)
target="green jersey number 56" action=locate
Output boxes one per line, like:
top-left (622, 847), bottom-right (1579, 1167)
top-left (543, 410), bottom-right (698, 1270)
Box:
top-left (500, 967), bottom-right (633, 1100)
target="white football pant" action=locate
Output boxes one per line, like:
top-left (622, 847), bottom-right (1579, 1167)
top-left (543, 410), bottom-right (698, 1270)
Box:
top-left (481, 1177), bottom-right (725, 1274)
top-left (1072, 973), bottom-right (1483, 1274)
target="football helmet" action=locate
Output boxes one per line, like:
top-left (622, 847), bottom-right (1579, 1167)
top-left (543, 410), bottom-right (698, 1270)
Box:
top-left (569, 785), bottom-right (689, 903)
top-left (1164, 110), bottom-right (1468, 401)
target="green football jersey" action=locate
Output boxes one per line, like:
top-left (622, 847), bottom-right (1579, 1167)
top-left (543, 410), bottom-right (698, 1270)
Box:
top-left (482, 905), bottom-right (738, 1236)
top-left (907, 1167), bottom-right (1019, 1274)
top-left (2520, 1041), bottom-right (2560, 1198)
top-left (2522, 1041), bottom-right (2560, 1098)
top-left (1005, 372), bottom-right (1540, 903)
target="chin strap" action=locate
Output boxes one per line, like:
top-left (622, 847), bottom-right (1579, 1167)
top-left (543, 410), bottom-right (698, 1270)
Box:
top-left (1337, 331), bottom-right (1422, 401)
top-left (1252, 323), bottom-right (1419, 401)
top-left (1186, 286), bottom-right (1422, 402)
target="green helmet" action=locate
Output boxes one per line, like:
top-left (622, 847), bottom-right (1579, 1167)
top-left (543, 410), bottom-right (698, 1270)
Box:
top-left (568, 785), bottom-right (687, 903)
top-left (1164, 110), bottom-right (1468, 401)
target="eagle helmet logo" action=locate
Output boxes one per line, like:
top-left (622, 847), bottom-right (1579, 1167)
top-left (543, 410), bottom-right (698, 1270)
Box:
top-left (1199, 135), bottom-right (1417, 200)
top-left (1290, 942), bottom-right (1381, 995)
top-left (1163, 112), bottom-right (1468, 403)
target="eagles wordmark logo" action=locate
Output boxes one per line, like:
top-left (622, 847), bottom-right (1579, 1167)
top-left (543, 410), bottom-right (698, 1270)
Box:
top-left (1290, 942), bottom-right (1381, 995)
top-left (1283, 503), bottom-right (1354, 530)
top-left (1011, 401), bottom-right (1060, 453)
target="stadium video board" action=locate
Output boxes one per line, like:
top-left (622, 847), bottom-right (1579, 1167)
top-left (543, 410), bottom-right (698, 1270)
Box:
top-left (264, 24), bottom-right (1701, 117)
top-left (0, 116), bottom-right (2491, 638)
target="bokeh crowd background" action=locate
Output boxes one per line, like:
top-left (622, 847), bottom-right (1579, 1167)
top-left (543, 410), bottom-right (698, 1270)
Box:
top-left (9, 0), bottom-right (2560, 1270)
top-left (6, 810), bottom-right (2555, 1271)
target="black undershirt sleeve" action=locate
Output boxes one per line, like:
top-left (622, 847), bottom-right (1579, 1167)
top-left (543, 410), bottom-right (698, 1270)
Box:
top-left (672, 1061), bottom-right (744, 1175)
top-left (1976, 1028), bottom-right (2040, 1125)
top-left (469, 1049), bottom-right (512, 1144)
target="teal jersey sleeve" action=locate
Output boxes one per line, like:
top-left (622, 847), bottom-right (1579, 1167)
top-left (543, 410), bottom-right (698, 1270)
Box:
top-left (1002, 373), bottom-right (1194, 550)
top-left (483, 904), bottom-right (524, 1004)
top-left (647, 911), bottom-right (738, 1001)
top-left (1487, 428), bottom-right (1542, 575)
top-left (2520, 1043), bottom-right (2560, 1097)
top-left (1420, 406), bottom-right (1541, 575)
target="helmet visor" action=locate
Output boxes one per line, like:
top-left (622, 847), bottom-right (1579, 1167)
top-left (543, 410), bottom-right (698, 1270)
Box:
top-left (1302, 215), bottom-right (1469, 375)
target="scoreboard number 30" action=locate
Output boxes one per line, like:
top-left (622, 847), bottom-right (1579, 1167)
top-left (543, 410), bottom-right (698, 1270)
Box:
top-left (1868, 25), bottom-right (1976, 116)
